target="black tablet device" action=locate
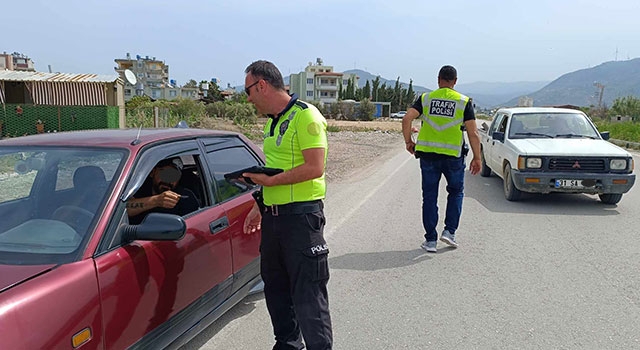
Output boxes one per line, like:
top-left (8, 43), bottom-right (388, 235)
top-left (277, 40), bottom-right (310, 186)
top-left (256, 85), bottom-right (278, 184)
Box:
top-left (224, 166), bottom-right (283, 185)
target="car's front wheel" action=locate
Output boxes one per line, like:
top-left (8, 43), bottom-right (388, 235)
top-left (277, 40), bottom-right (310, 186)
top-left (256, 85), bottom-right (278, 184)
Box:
top-left (503, 165), bottom-right (522, 201)
top-left (599, 193), bottom-right (622, 204)
top-left (480, 149), bottom-right (492, 177)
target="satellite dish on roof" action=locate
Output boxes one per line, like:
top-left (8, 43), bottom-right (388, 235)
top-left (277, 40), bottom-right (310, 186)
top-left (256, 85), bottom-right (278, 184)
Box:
top-left (124, 69), bottom-right (137, 85)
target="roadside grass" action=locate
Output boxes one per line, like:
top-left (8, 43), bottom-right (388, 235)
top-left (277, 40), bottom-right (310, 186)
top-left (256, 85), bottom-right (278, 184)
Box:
top-left (594, 120), bottom-right (640, 149)
top-left (595, 121), bottom-right (640, 142)
top-left (122, 113), bottom-right (640, 147)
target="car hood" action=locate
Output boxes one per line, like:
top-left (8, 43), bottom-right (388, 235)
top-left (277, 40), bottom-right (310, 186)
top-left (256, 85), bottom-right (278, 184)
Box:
top-left (0, 264), bottom-right (56, 293)
top-left (509, 139), bottom-right (631, 157)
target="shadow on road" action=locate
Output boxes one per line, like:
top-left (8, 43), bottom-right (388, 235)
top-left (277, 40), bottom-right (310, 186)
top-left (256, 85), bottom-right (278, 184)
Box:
top-left (465, 174), bottom-right (622, 216)
top-left (329, 248), bottom-right (454, 271)
top-left (179, 292), bottom-right (265, 350)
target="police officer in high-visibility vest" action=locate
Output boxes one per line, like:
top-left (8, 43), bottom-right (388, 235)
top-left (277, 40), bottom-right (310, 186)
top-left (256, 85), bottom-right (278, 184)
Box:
top-left (402, 65), bottom-right (482, 253)
top-left (242, 60), bottom-right (332, 350)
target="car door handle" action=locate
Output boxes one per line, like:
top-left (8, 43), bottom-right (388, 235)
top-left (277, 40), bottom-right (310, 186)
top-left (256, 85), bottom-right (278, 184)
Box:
top-left (209, 217), bottom-right (229, 235)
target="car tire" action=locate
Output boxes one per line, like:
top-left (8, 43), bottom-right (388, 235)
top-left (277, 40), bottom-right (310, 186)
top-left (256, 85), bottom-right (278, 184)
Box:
top-left (598, 193), bottom-right (622, 204)
top-left (480, 149), bottom-right (492, 177)
top-left (503, 165), bottom-right (522, 201)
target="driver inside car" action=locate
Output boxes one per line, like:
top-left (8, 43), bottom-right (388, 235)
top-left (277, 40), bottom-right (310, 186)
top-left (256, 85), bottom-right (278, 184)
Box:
top-left (542, 116), bottom-right (571, 135)
top-left (126, 157), bottom-right (200, 225)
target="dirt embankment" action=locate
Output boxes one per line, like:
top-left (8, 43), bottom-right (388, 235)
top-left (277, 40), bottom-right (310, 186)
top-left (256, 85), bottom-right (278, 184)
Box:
top-left (199, 118), bottom-right (408, 183)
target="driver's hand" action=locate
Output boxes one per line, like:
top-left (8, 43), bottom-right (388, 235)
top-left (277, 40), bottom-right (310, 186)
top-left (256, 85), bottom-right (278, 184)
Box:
top-left (155, 190), bottom-right (181, 209)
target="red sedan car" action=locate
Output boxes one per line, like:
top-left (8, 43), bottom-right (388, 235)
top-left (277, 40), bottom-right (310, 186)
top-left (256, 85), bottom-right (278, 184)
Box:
top-left (0, 127), bottom-right (263, 349)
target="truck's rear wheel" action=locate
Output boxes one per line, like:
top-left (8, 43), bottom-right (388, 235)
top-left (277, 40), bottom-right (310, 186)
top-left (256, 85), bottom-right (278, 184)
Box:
top-left (504, 165), bottom-right (522, 201)
top-left (598, 193), bottom-right (622, 204)
top-left (480, 149), bottom-right (492, 177)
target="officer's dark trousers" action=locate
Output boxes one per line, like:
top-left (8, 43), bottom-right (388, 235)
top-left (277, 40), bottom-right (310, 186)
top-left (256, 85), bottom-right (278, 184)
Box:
top-left (261, 207), bottom-right (332, 350)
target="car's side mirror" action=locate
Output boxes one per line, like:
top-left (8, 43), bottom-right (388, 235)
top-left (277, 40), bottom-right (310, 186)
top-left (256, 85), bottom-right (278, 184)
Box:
top-left (492, 131), bottom-right (505, 142)
top-left (600, 131), bottom-right (610, 140)
top-left (481, 122), bottom-right (489, 131)
top-left (122, 213), bottom-right (186, 242)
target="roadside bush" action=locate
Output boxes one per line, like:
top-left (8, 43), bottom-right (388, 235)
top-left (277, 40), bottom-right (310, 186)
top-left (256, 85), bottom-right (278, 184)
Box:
top-left (125, 97), bottom-right (207, 128)
top-left (205, 101), bottom-right (257, 126)
top-left (205, 101), bottom-right (229, 119)
top-left (320, 102), bottom-right (339, 119)
top-left (356, 99), bottom-right (376, 121)
top-left (594, 121), bottom-right (640, 142)
top-left (169, 98), bottom-right (206, 120)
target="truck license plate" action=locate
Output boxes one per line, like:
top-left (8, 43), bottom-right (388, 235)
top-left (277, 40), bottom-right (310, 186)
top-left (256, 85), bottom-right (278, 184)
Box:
top-left (555, 179), bottom-right (583, 188)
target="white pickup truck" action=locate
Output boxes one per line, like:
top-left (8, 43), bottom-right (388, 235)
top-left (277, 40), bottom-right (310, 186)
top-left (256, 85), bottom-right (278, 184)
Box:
top-left (479, 107), bottom-right (635, 204)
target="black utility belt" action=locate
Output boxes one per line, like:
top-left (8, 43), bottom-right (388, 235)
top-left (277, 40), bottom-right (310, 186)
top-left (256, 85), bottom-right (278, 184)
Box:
top-left (264, 200), bottom-right (323, 216)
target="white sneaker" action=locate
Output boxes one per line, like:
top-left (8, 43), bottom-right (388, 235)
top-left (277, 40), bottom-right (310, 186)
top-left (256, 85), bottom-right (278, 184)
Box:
top-left (440, 230), bottom-right (458, 248)
top-left (421, 240), bottom-right (437, 253)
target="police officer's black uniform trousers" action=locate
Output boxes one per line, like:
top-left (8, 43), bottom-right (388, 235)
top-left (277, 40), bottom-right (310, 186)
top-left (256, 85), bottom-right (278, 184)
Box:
top-left (260, 200), bottom-right (332, 350)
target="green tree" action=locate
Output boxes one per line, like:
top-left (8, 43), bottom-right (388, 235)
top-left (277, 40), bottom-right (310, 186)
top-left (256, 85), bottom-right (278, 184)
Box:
top-left (609, 96), bottom-right (640, 121)
top-left (126, 95), bottom-right (153, 109)
top-left (393, 77), bottom-right (402, 112)
top-left (405, 79), bottom-right (415, 109)
top-left (362, 80), bottom-right (371, 100)
top-left (201, 80), bottom-right (223, 103)
top-left (345, 76), bottom-right (356, 100)
top-left (170, 97), bottom-right (207, 122)
top-left (356, 98), bottom-right (376, 121)
top-left (371, 76), bottom-right (381, 102)
top-left (184, 79), bottom-right (198, 88)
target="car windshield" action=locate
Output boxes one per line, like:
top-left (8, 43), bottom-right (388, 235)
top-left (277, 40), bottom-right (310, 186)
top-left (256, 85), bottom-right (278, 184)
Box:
top-left (0, 147), bottom-right (125, 265)
top-left (509, 112), bottom-right (600, 139)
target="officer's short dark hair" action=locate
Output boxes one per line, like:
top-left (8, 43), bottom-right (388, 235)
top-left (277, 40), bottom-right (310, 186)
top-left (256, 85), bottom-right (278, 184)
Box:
top-left (245, 60), bottom-right (285, 90)
top-left (438, 65), bottom-right (457, 81)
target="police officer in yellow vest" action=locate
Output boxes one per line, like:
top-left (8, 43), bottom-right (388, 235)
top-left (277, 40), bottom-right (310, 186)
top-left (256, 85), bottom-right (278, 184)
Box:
top-left (402, 65), bottom-right (481, 253)
top-left (242, 60), bottom-right (332, 350)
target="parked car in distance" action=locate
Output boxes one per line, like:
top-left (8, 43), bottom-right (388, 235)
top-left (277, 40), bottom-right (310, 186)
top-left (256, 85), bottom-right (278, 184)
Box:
top-left (0, 126), bottom-right (264, 349)
top-left (390, 110), bottom-right (407, 119)
top-left (479, 107), bottom-right (635, 204)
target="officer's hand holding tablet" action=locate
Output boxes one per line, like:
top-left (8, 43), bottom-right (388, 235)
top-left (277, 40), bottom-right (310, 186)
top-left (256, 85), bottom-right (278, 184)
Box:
top-left (224, 166), bottom-right (283, 185)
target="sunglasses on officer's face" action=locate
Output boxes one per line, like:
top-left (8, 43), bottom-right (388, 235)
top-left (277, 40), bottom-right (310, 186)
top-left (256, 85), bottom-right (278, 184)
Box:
top-left (157, 167), bottom-right (182, 183)
top-left (245, 80), bottom-right (260, 96)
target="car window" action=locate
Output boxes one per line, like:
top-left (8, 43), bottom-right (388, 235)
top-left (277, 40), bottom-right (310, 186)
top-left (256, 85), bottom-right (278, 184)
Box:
top-left (127, 154), bottom-right (206, 225)
top-left (497, 115), bottom-right (509, 133)
top-left (488, 114), bottom-right (504, 136)
top-left (0, 151), bottom-right (41, 202)
top-left (511, 112), bottom-right (599, 138)
top-left (55, 153), bottom-right (118, 191)
top-left (0, 147), bottom-right (125, 265)
top-left (206, 146), bottom-right (261, 203)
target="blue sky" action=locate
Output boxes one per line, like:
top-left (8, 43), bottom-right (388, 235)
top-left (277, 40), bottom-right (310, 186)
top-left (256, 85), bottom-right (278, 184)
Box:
top-left (4, 0), bottom-right (638, 90)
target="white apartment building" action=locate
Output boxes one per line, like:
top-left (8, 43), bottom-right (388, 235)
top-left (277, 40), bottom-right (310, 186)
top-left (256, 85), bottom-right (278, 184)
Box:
top-left (114, 53), bottom-right (198, 101)
top-left (1, 52), bottom-right (36, 71)
top-left (289, 58), bottom-right (358, 104)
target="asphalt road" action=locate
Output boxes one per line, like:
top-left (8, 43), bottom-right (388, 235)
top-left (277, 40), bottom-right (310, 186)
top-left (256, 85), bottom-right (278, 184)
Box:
top-left (183, 147), bottom-right (640, 350)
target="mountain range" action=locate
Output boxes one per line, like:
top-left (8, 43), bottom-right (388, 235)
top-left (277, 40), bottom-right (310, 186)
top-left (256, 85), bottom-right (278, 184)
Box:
top-left (338, 70), bottom-right (549, 108)
top-left (501, 58), bottom-right (640, 108)
top-left (273, 58), bottom-right (640, 109)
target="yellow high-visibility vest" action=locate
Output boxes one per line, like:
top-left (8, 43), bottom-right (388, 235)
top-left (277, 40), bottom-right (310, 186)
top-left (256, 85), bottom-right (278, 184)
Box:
top-left (262, 99), bottom-right (327, 205)
top-left (415, 88), bottom-right (469, 157)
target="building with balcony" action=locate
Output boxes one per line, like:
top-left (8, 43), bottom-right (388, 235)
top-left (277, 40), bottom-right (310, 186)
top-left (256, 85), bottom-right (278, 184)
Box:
top-left (114, 53), bottom-right (198, 101)
top-left (289, 58), bottom-right (358, 104)
top-left (1, 52), bottom-right (36, 72)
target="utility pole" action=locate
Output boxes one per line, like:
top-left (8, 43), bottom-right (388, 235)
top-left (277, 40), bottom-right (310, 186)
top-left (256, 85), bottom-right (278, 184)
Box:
top-left (593, 82), bottom-right (605, 108)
